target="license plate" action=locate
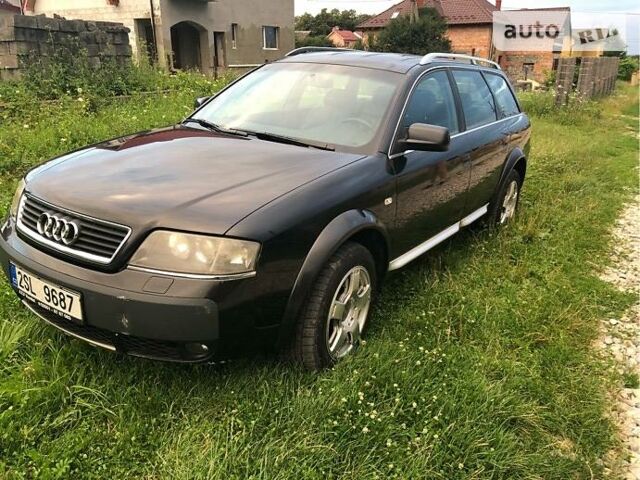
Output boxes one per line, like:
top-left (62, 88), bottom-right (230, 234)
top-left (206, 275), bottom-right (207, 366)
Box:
top-left (10, 262), bottom-right (83, 322)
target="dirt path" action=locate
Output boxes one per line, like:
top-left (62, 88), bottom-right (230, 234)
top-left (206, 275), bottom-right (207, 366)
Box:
top-left (600, 195), bottom-right (640, 479)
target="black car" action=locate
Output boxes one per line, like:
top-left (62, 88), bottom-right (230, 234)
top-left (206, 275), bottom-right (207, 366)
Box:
top-left (0, 50), bottom-right (531, 370)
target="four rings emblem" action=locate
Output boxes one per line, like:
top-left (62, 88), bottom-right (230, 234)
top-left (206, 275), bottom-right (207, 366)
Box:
top-left (36, 212), bottom-right (80, 246)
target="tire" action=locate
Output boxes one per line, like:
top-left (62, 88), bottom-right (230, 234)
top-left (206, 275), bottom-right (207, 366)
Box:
top-left (486, 169), bottom-right (522, 228)
top-left (289, 242), bottom-right (377, 371)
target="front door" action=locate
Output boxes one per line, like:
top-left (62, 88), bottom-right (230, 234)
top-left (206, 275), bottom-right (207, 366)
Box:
top-left (391, 70), bottom-right (470, 258)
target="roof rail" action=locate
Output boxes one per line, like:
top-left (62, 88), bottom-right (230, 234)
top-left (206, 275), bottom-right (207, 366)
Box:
top-left (420, 53), bottom-right (501, 70)
top-left (285, 47), bottom-right (356, 57)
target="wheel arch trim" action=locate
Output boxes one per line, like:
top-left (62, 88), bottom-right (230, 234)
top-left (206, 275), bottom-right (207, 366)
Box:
top-left (499, 147), bottom-right (527, 187)
top-left (277, 209), bottom-right (389, 347)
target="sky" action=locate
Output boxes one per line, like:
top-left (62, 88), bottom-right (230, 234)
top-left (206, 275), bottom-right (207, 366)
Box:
top-left (295, 0), bottom-right (640, 53)
top-left (294, 0), bottom-right (640, 15)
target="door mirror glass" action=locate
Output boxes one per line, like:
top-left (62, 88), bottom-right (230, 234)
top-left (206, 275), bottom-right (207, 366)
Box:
top-left (401, 123), bottom-right (450, 152)
top-left (194, 96), bottom-right (211, 110)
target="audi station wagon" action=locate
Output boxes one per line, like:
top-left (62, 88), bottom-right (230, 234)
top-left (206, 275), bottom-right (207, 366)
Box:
top-left (1, 50), bottom-right (531, 370)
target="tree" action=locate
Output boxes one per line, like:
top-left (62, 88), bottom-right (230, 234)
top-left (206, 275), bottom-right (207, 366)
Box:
top-left (295, 9), bottom-right (372, 37)
top-left (371, 8), bottom-right (451, 55)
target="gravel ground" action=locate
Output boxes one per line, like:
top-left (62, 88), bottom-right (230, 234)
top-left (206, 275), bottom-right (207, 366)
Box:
top-left (600, 195), bottom-right (640, 479)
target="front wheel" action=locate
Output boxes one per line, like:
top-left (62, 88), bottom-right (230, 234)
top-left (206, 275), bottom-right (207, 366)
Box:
top-left (289, 242), bottom-right (377, 371)
top-left (487, 169), bottom-right (522, 227)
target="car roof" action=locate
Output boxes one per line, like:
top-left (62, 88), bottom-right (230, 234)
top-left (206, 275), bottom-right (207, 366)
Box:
top-left (277, 50), bottom-right (504, 76)
top-left (277, 51), bottom-right (426, 74)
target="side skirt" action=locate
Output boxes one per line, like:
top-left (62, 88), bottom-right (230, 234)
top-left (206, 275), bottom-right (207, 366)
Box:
top-left (388, 204), bottom-right (488, 271)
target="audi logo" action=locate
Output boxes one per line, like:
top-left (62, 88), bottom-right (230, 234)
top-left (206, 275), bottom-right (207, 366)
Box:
top-left (36, 212), bottom-right (80, 246)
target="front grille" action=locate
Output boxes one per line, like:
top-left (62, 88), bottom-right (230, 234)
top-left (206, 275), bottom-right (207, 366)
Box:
top-left (17, 194), bottom-right (131, 264)
top-left (24, 300), bottom-right (210, 363)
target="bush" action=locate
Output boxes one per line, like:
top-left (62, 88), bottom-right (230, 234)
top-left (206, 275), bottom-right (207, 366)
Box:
top-left (295, 35), bottom-right (334, 48)
top-left (543, 70), bottom-right (556, 89)
top-left (618, 56), bottom-right (639, 81)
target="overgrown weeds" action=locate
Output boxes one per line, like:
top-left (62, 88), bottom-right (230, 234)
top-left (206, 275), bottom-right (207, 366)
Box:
top-left (519, 89), bottom-right (604, 125)
top-left (0, 42), bottom-right (235, 121)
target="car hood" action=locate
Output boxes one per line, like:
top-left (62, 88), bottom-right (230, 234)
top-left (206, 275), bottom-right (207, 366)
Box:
top-left (26, 126), bottom-right (363, 236)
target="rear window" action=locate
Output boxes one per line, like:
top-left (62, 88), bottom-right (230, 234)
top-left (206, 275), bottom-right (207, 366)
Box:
top-left (484, 73), bottom-right (520, 118)
top-left (451, 70), bottom-right (497, 130)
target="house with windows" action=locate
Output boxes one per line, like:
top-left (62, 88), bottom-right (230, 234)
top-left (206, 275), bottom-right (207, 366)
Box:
top-left (494, 7), bottom-right (572, 83)
top-left (357, 0), bottom-right (498, 59)
top-left (22, 0), bottom-right (294, 74)
top-left (326, 27), bottom-right (362, 48)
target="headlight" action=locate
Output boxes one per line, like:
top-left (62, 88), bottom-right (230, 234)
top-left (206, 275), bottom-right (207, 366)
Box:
top-left (9, 179), bottom-right (25, 219)
top-left (130, 231), bottom-right (260, 277)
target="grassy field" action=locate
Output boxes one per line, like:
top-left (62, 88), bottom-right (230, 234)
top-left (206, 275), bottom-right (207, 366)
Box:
top-left (0, 82), bottom-right (638, 479)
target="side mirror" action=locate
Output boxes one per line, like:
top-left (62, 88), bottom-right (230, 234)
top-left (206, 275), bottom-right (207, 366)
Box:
top-left (401, 123), bottom-right (450, 152)
top-left (194, 96), bottom-right (211, 109)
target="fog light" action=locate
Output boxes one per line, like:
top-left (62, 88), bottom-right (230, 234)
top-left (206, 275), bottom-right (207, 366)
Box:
top-left (184, 342), bottom-right (210, 359)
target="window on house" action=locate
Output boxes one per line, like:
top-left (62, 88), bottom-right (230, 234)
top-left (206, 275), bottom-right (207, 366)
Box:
top-left (391, 11), bottom-right (400, 18)
top-left (263, 26), bottom-right (279, 50)
top-left (451, 69), bottom-right (497, 129)
top-left (231, 23), bottom-right (238, 49)
top-left (484, 73), bottom-right (520, 118)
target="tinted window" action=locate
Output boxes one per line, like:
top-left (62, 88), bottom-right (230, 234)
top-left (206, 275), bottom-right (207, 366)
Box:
top-left (452, 70), bottom-right (497, 129)
top-left (485, 73), bottom-right (520, 118)
top-left (402, 71), bottom-right (459, 134)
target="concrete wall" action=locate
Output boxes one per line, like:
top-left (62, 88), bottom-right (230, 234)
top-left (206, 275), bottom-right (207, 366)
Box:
top-left (28, 0), bottom-right (295, 73)
top-left (0, 14), bottom-right (132, 81)
top-left (158, 0), bottom-right (295, 73)
top-left (28, 0), bottom-right (160, 59)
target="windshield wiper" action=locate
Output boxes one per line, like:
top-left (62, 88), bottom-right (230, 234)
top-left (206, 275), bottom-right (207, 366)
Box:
top-left (248, 131), bottom-right (335, 151)
top-left (183, 118), bottom-right (248, 137)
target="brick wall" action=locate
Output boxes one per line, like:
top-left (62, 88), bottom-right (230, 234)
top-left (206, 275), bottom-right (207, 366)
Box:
top-left (0, 14), bottom-right (131, 81)
top-left (498, 51), bottom-right (556, 83)
top-left (447, 25), bottom-right (492, 59)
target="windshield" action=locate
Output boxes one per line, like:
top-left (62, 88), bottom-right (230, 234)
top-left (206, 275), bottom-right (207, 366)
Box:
top-left (192, 63), bottom-right (402, 152)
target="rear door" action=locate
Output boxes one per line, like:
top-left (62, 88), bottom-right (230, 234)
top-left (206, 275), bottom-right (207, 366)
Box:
top-left (391, 69), bottom-right (470, 257)
top-left (450, 69), bottom-right (505, 214)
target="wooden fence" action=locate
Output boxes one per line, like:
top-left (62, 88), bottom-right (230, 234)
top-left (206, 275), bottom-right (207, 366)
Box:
top-left (554, 56), bottom-right (619, 106)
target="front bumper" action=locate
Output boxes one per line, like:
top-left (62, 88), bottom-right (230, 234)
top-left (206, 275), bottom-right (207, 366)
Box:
top-left (0, 219), bottom-right (284, 362)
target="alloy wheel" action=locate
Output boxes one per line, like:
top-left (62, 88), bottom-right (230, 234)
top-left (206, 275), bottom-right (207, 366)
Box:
top-left (500, 180), bottom-right (519, 224)
top-left (325, 266), bottom-right (372, 359)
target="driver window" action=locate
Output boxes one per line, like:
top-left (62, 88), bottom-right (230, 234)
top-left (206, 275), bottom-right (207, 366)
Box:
top-left (402, 71), bottom-right (459, 135)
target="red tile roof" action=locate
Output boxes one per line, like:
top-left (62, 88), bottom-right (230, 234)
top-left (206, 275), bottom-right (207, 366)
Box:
top-left (0, 0), bottom-right (21, 13)
top-left (330, 28), bottom-right (361, 42)
top-left (358, 0), bottom-right (498, 29)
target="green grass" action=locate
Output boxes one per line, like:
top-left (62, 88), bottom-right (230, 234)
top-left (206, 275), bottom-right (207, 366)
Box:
top-left (0, 82), bottom-right (638, 479)
top-left (623, 371), bottom-right (640, 390)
